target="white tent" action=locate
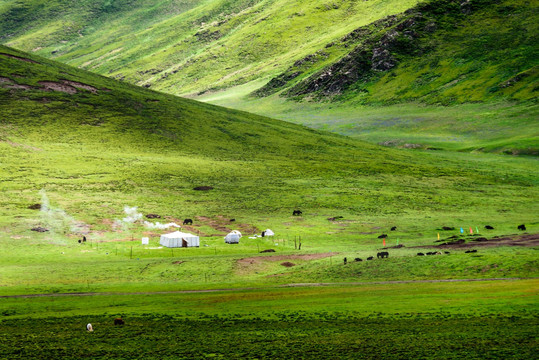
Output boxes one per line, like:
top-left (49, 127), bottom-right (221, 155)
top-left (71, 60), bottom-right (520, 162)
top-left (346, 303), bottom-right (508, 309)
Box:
top-left (263, 229), bottom-right (275, 237)
top-left (160, 231), bottom-right (199, 248)
top-left (225, 230), bottom-right (242, 244)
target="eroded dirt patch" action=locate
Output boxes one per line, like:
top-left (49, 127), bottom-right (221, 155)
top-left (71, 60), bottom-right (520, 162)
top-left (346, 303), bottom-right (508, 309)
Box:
top-left (0, 52), bottom-right (38, 64)
top-left (236, 252), bottom-right (335, 275)
top-left (430, 233), bottom-right (539, 249)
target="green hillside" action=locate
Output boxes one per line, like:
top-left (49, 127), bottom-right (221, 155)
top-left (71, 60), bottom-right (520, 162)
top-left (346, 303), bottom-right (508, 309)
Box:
top-left (255, 0), bottom-right (538, 103)
top-left (1, 44), bottom-right (538, 269)
top-left (1, 0), bottom-right (537, 157)
top-left (0, 0), bottom-right (422, 95)
top-left (1, 46), bottom-right (538, 358)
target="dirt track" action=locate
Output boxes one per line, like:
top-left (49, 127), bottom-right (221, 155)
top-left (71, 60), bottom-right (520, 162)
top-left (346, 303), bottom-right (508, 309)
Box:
top-left (1, 277), bottom-right (536, 299)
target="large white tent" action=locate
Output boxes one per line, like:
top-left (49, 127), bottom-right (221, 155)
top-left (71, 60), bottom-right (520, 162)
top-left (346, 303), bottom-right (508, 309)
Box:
top-left (160, 231), bottom-right (199, 248)
top-left (224, 230), bottom-right (242, 244)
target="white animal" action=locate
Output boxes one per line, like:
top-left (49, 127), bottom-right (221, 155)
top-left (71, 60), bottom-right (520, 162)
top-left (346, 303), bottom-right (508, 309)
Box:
top-left (86, 323), bottom-right (93, 332)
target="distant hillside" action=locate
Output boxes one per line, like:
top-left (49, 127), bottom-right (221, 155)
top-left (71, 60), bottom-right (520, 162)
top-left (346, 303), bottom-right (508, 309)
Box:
top-left (255, 0), bottom-right (538, 104)
top-left (0, 0), bottom-right (422, 96)
top-left (1, 45), bottom-right (537, 232)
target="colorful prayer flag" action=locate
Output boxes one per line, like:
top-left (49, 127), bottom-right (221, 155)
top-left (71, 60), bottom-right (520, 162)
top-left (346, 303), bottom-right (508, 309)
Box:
top-left (476, 226), bottom-right (479, 234)
top-left (469, 227), bottom-right (473, 234)
top-left (383, 238), bottom-right (386, 247)
top-left (460, 227), bottom-right (464, 233)
top-left (437, 233), bottom-right (440, 240)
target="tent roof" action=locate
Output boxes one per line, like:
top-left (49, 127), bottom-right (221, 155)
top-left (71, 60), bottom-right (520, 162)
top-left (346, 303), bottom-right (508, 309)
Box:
top-left (161, 231), bottom-right (197, 238)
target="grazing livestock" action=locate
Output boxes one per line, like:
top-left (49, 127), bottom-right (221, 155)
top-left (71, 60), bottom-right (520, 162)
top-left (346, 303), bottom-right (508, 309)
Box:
top-left (343, 257), bottom-right (347, 265)
top-left (367, 256), bottom-right (374, 260)
top-left (354, 258), bottom-right (362, 262)
top-left (261, 231), bottom-right (266, 237)
top-left (426, 252), bottom-right (435, 255)
top-left (377, 234), bottom-right (388, 239)
top-left (229, 218), bottom-right (235, 222)
top-left (183, 218), bottom-right (193, 225)
top-left (260, 249), bottom-right (275, 253)
top-left (390, 226), bottom-right (397, 231)
top-left (86, 323), bottom-right (93, 332)
top-left (114, 318), bottom-right (125, 326)
top-left (292, 210), bottom-right (302, 216)
top-left (377, 251), bottom-right (389, 259)
top-left (444, 251), bottom-right (450, 254)
top-left (465, 249), bottom-right (478, 253)
top-left (485, 225), bottom-right (494, 230)
top-left (442, 226), bottom-right (455, 231)
top-left (417, 252), bottom-right (425, 256)
top-left (78, 239), bottom-right (82, 243)
top-left (83, 236), bottom-right (87, 242)
top-left (518, 224), bottom-right (526, 231)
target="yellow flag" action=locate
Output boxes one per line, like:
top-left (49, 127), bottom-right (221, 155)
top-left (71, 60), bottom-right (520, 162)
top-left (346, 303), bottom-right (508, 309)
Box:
top-left (437, 233), bottom-right (440, 240)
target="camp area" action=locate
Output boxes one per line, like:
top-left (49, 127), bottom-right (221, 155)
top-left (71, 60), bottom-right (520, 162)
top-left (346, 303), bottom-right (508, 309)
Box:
top-left (159, 231), bottom-right (200, 248)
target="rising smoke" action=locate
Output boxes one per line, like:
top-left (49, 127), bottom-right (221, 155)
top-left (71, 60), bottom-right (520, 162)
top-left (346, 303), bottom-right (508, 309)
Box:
top-left (115, 206), bottom-right (180, 230)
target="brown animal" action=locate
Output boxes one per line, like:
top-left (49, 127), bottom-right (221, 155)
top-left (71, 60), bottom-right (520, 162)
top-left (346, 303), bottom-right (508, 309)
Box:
top-left (183, 218), bottom-right (193, 225)
top-left (114, 318), bottom-right (125, 325)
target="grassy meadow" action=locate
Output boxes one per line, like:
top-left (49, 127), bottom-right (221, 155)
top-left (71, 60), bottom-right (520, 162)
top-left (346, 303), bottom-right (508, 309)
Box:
top-left (1, 37), bottom-right (538, 358)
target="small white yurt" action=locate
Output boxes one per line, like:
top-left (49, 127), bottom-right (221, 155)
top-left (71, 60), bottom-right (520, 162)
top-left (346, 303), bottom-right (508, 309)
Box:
top-left (225, 230), bottom-right (242, 244)
top-left (160, 231), bottom-right (199, 248)
top-left (262, 229), bottom-right (275, 237)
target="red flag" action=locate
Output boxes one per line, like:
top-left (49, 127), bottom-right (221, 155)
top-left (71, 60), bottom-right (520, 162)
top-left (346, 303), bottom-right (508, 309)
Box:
top-left (383, 238), bottom-right (386, 247)
top-left (469, 227), bottom-right (473, 234)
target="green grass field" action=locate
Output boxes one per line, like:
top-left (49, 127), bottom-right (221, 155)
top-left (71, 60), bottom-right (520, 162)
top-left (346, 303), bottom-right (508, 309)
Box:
top-left (1, 20), bottom-right (538, 358)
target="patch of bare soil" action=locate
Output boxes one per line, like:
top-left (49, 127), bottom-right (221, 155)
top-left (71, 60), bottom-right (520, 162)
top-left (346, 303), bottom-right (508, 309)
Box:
top-left (61, 80), bottom-right (98, 93)
top-left (0, 53), bottom-right (38, 63)
top-left (38, 81), bottom-right (77, 94)
top-left (281, 262), bottom-right (295, 267)
top-left (432, 233), bottom-right (539, 249)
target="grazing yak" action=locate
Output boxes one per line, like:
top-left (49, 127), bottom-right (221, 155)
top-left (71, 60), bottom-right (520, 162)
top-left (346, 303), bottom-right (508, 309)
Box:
top-left (367, 256), bottom-right (374, 260)
top-left (442, 226), bottom-right (455, 231)
top-left (114, 318), bottom-right (125, 326)
top-left (465, 249), bottom-right (478, 253)
top-left (417, 252), bottom-right (425, 256)
top-left (354, 258), bottom-right (362, 262)
top-left (183, 218), bottom-right (193, 225)
top-left (292, 210), bottom-right (302, 216)
top-left (377, 234), bottom-right (388, 239)
top-left (343, 257), bottom-right (347, 265)
top-left (518, 224), bottom-right (526, 231)
top-left (485, 225), bottom-right (494, 230)
top-left (229, 218), bottom-right (235, 222)
top-left (390, 226), bottom-right (397, 231)
top-left (86, 323), bottom-right (93, 332)
top-left (377, 251), bottom-right (389, 259)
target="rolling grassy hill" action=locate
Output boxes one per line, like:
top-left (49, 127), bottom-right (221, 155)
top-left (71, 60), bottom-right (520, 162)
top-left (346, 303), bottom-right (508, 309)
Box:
top-left (1, 44), bottom-right (538, 290)
top-left (1, 0), bottom-right (537, 156)
top-left (0, 0), bottom-right (422, 96)
top-left (1, 45), bottom-right (538, 358)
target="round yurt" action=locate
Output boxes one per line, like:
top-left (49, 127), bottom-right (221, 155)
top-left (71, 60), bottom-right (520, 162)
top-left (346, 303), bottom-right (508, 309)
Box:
top-left (225, 230), bottom-right (242, 244)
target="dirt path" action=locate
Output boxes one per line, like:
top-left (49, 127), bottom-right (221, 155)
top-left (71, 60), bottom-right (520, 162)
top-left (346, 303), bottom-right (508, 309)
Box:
top-left (1, 277), bottom-right (536, 299)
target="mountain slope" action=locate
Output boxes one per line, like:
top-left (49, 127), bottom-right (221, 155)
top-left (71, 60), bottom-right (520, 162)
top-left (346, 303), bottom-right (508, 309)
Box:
top-left (0, 0), bottom-right (422, 96)
top-left (1, 45), bottom-right (537, 233)
top-left (255, 0), bottom-right (538, 104)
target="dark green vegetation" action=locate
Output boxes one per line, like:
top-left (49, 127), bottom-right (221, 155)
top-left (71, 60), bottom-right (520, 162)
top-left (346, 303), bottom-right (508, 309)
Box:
top-left (1, 281), bottom-right (538, 359)
top-left (1, 315), bottom-right (537, 359)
